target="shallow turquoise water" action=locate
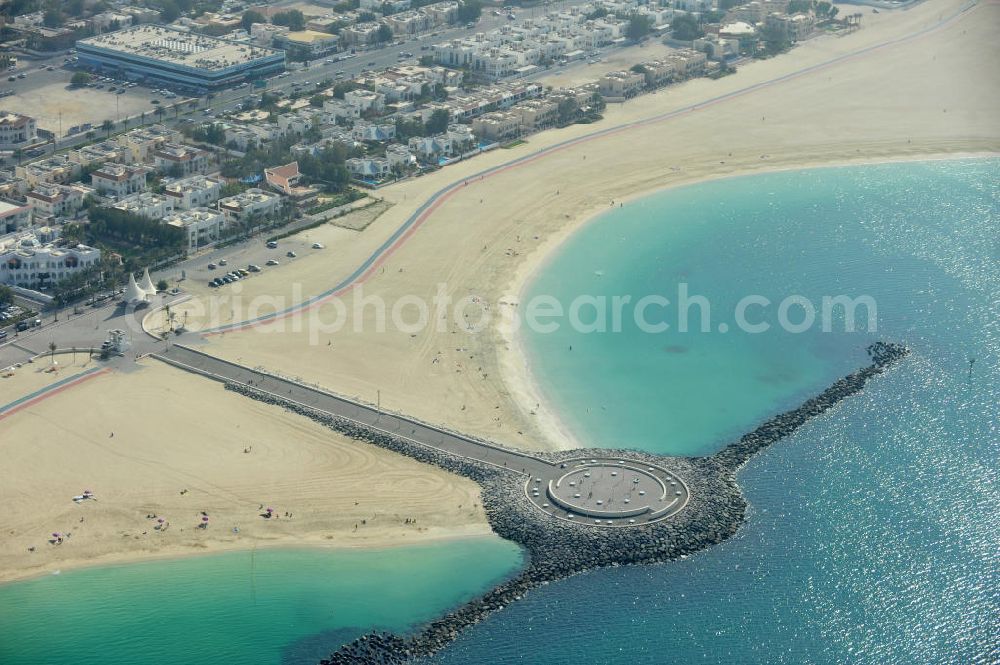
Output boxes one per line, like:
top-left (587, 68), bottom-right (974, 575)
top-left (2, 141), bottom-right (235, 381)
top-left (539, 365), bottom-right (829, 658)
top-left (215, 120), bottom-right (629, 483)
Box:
top-left (0, 539), bottom-right (523, 665)
top-left (522, 159), bottom-right (998, 456)
top-left (2, 160), bottom-right (996, 665)
top-left (428, 159), bottom-right (999, 663)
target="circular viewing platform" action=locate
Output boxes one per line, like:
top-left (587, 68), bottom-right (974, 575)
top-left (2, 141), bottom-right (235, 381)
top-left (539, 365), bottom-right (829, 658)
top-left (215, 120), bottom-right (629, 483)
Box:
top-left (524, 457), bottom-right (690, 527)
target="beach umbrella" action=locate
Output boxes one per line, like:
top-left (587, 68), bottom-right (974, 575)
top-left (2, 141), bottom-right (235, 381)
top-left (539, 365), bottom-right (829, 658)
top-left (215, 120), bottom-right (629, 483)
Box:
top-left (157, 518), bottom-right (165, 523)
top-left (202, 517), bottom-right (209, 522)
top-left (52, 533), bottom-right (60, 537)
top-left (266, 507), bottom-right (273, 513)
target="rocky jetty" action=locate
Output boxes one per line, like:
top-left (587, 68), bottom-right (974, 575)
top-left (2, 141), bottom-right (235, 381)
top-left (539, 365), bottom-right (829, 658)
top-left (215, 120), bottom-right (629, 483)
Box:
top-left (222, 341), bottom-right (909, 664)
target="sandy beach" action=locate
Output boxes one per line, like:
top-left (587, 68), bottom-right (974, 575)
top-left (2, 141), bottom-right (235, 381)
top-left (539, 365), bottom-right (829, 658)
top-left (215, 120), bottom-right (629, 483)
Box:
top-left (2, 0), bottom-right (996, 583)
top-left (153, 0), bottom-right (999, 452)
top-left (0, 361), bottom-right (490, 584)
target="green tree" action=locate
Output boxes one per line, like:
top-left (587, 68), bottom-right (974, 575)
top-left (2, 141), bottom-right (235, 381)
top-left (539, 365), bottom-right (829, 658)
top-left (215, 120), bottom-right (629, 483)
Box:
top-left (70, 71), bottom-right (90, 87)
top-left (760, 24), bottom-right (791, 55)
top-left (425, 108), bottom-right (449, 135)
top-left (101, 119), bottom-right (114, 137)
top-left (670, 14), bottom-right (704, 41)
top-left (156, 279), bottom-right (168, 292)
top-left (0, 284), bottom-right (13, 306)
top-left (626, 15), bottom-right (653, 41)
top-left (455, 0), bottom-right (482, 24)
top-left (272, 9), bottom-right (305, 31)
top-left (375, 23), bottom-right (393, 43)
top-left (556, 97), bottom-right (578, 124)
top-left (159, 0), bottom-right (181, 22)
top-left (419, 54), bottom-right (435, 67)
top-left (241, 9), bottom-right (266, 31)
top-left (787, 0), bottom-right (814, 13)
top-left (42, 9), bottom-right (61, 27)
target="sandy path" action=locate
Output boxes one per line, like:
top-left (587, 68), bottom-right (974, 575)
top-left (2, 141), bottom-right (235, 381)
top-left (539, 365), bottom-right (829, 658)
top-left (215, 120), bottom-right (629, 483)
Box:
top-left (0, 362), bottom-right (490, 584)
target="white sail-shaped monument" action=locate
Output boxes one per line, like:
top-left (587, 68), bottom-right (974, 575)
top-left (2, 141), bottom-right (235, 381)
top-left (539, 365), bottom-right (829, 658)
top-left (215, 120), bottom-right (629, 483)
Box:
top-left (139, 268), bottom-right (157, 296)
top-left (124, 273), bottom-right (149, 305)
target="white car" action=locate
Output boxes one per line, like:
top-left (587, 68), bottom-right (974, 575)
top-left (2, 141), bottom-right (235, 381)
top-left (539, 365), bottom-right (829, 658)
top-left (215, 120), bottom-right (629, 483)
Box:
top-left (312, 242), bottom-right (324, 249)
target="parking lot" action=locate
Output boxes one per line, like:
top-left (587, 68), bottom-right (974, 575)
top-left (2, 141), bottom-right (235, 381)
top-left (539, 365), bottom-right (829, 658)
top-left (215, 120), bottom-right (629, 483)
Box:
top-left (1, 57), bottom-right (156, 138)
top-left (166, 233), bottom-right (333, 295)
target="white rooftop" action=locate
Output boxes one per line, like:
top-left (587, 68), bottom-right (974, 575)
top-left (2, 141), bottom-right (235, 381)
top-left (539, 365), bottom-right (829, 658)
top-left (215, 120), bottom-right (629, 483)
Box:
top-left (78, 25), bottom-right (281, 72)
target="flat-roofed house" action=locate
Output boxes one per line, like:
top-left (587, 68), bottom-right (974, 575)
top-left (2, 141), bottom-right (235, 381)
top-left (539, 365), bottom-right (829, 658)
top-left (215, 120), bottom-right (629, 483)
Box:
top-left (90, 163), bottom-right (149, 198)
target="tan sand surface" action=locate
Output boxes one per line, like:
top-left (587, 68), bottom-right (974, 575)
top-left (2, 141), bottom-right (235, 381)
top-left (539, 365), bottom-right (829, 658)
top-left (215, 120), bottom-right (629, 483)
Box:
top-left (0, 361), bottom-right (489, 583)
top-left (152, 0), bottom-right (998, 453)
top-left (0, 354), bottom-right (99, 407)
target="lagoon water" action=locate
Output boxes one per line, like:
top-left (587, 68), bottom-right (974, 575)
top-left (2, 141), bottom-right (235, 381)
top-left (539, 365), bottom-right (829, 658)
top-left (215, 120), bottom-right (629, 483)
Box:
top-left (427, 159), bottom-right (999, 663)
top-left (2, 160), bottom-right (997, 665)
top-left (0, 539), bottom-right (523, 665)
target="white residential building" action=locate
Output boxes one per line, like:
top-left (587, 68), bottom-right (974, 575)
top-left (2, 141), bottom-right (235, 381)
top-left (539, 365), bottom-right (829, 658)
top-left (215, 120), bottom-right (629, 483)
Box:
top-left (0, 199), bottom-right (31, 233)
top-left (153, 143), bottom-right (211, 176)
top-left (117, 125), bottom-right (181, 163)
top-left (25, 183), bottom-right (91, 219)
top-left (163, 175), bottom-right (224, 210)
top-left (163, 208), bottom-right (225, 252)
top-left (90, 163), bottom-right (149, 198)
top-left (15, 156), bottom-right (81, 187)
top-left (0, 111), bottom-right (37, 150)
top-left (346, 157), bottom-right (390, 180)
top-left (0, 233), bottom-right (101, 288)
top-left (217, 188), bottom-right (282, 224)
top-left (113, 192), bottom-right (175, 220)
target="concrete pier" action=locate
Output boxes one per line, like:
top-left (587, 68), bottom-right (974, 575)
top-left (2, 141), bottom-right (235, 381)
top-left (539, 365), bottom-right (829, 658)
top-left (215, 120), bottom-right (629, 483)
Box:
top-left (151, 341), bottom-right (910, 664)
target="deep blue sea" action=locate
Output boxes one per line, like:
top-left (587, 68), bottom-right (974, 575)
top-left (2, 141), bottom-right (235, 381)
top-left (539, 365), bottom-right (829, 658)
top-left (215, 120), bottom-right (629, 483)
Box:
top-left (1, 159), bottom-right (996, 664)
top-left (427, 158), bottom-right (1000, 663)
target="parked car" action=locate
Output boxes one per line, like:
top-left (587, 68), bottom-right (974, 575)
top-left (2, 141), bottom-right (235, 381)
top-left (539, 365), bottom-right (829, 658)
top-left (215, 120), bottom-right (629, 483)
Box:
top-left (266, 259), bottom-right (279, 266)
top-left (266, 240), bottom-right (278, 249)
top-left (311, 242), bottom-right (324, 249)
top-left (209, 280), bottom-right (218, 287)
top-left (0, 330), bottom-right (8, 340)
top-left (286, 250), bottom-right (297, 258)
top-left (218, 258), bottom-right (227, 266)
top-left (207, 262), bottom-right (216, 269)
top-left (248, 264), bottom-right (261, 272)
top-left (237, 268), bottom-right (249, 277)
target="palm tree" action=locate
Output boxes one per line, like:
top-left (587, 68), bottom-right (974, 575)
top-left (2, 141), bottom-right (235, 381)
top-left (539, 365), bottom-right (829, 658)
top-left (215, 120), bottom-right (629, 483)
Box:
top-left (140, 111), bottom-right (146, 126)
top-left (49, 341), bottom-right (57, 364)
top-left (155, 107), bottom-right (165, 123)
top-left (102, 119), bottom-right (114, 138)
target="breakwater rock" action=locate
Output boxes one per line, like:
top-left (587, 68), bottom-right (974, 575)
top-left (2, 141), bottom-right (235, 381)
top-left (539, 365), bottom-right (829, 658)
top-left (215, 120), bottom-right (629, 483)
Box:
top-left (220, 341), bottom-right (908, 664)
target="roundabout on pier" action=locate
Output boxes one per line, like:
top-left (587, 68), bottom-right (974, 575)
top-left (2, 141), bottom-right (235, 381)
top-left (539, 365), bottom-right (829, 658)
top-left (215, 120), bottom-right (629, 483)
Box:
top-left (525, 457), bottom-right (690, 527)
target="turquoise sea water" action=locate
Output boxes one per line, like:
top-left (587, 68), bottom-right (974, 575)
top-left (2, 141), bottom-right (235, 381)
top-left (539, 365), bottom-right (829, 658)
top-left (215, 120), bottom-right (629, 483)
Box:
top-left (427, 159), bottom-right (999, 663)
top-left (2, 160), bottom-right (996, 665)
top-left (521, 159), bottom-right (998, 456)
top-left (0, 539), bottom-right (523, 665)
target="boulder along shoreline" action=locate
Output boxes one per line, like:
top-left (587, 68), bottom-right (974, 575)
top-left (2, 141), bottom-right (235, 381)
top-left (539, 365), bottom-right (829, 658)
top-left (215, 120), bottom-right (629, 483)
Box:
top-left (223, 341), bottom-right (909, 664)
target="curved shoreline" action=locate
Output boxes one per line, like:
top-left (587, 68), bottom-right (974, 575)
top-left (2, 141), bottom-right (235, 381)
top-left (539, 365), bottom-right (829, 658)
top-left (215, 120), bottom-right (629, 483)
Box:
top-left (197, 0), bottom-right (983, 338)
top-left (211, 342), bottom-right (908, 664)
top-left (496, 152), bottom-right (995, 453)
